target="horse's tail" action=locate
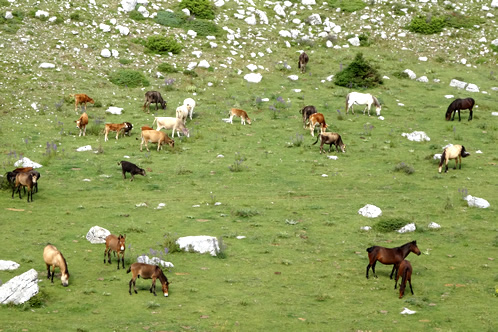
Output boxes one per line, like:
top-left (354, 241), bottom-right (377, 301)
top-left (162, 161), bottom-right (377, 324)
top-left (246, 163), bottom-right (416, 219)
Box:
top-left (460, 145), bottom-right (470, 158)
top-left (366, 246), bottom-right (374, 253)
top-left (345, 93), bottom-right (349, 112)
top-left (117, 161), bottom-right (121, 166)
top-left (126, 266), bottom-right (131, 274)
top-left (439, 149), bottom-right (447, 168)
top-left (313, 133), bottom-right (321, 145)
top-left (298, 58), bottom-right (301, 69)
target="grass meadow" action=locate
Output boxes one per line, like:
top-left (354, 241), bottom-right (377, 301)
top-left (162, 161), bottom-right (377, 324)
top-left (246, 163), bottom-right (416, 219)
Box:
top-left (1, 1), bottom-right (498, 331)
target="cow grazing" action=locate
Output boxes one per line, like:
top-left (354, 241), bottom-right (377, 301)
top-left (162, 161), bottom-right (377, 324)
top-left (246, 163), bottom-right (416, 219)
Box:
top-left (313, 132), bottom-right (346, 154)
top-left (299, 105), bottom-right (317, 129)
top-left (70, 93), bottom-right (94, 112)
top-left (122, 122), bottom-right (133, 137)
top-left (152, 117), bottom-right (190, 138)
top-left (298, 52), bottom-right (309, 73)
top-left (75, 112), bottom-right (89, 137)
top-left (141, 130), bottom-right (175, 152)
top-left (141, 125), bottom-right (154, 131)
top-left (229, 108), bottom-right (251, 125)
top-left (104, 122), bottom-right (131, 142)
top-left (308, 113), bottom-right (328, 136)
top-left (183, 98), bottom-right (196, 120)
top-left (12, 172), bottom-right (37, 202)
top-left (143, 91), bottom-right (166, 113)
top-left (438, 144), bottom-right (470, 173)
top-left (176, 104), bottom-right (191, 124)
top-left (118, 161), bottom-right (146, 181)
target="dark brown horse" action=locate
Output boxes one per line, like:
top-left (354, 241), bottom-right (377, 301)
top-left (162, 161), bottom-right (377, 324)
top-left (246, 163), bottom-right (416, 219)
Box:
top-left (445, 97), bottom-right (475, 121)
top-left (298, 52), bottom-right (309, 73)
top-left (395, 260), bottom-right (414, 299)
top-left (104, 234), bottom-right (126, 269)
top-left (127, 263), bottom-right (169, 297)
top-left (366, 241), bottom-right (420, 279)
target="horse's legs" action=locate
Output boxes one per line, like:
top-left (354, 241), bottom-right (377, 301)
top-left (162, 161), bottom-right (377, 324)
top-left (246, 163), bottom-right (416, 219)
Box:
top-left (371, 261), bottom-right (377, 278)
top-left (133, 278), bottom-right (138, 294)
top-left (50, 266), bottom-right (55, 283)
top-left (468, 108), bottom-right (473, 121)
top-left (390, 265), bottom-right (396, 279)
top-left (46, 264), bottom-right (51, 279)
top-left (129, 278), bottom-right (133, 295)
top-left (150, 277), bottom-right (157, 296)
top-left (121, 254), bottom-right (125, 269)
top-left (409, 279), bottom-right (414, 295)
top-left (116, 252), bottom-right (120, 270)
top-left (458, 110), bottom-right (461, 121)
top-left (107, 249), bottom-right (112, 264)
top-left (366, 264), bottom-right (371, 279)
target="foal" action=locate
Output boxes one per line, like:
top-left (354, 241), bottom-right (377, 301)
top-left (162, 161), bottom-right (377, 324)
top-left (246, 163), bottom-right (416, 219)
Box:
top-left (104, 234), bottom-right (126, 269)
top-left (395, 260), bottom-right (414, 299)
top-left (365, 240), bottom-right (420, 279)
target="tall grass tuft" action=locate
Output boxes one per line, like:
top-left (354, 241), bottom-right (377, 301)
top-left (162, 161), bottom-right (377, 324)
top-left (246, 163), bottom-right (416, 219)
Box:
top-left (393, 162), bottom-right (415, 175)
top-left (373, 218), bottom-right (409, 233)
top-left (228, 152), bottom-right (247, 172)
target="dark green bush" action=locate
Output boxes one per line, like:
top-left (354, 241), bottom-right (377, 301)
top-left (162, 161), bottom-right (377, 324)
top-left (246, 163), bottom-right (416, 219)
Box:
top-left (407, 14), bottom-right (446, 34)
top-left (145, 35), bottom-right (183, 55)
top-left (109, 69), bottom-right (150, 88)
top-left (392, 71), bottom-right (410, 79)
top-left (358, 33), bottom-right (370, 47)
top-left (373, 218), bottom-right (408, 233)
top-left (183, 69), bottom-right (198, 77)
top-left (180, 0), bottom-right (215, 19)
top-left (154, 10), bottom-right (185, 27)
top-left (185, 19), bottom-right (219, 36)
top-left (129, 10), bottom-right (146, 21)
top-left (334, 53), bottom-right (383, 89)
top-left (326, 0), bottom-right (366, 13)
top-left (70, 11), bottom-right (85, 21)
top-left (158, 63), bottom-right (178, 73)
top-left (163, 232), bottom-right (182, 253)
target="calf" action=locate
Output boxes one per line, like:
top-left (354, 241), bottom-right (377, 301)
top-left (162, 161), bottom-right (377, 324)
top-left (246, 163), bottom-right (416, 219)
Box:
top-left (308, 113), bottom-right (328, 137)
top-left (141, 130), bottom-right (175, 152)
top-left (75, 112), bottom-right (89, 137)
top-left (141, 125), bottom-right (154, 131)
top-left (229, 108), bottom-right (252, 125)
top-left (299, 105), bottom-right (316, 129)
top-left (70, 93), bottom-right (94, 112)
top-left (298, 52), bottom-right (309, 73)
top-left (122, 122), bottom-right (133, 137)
top-left (152, 117), bottom-right (190, 138)
top-left (183, 97), bottom-right (196, 120)
top-left (176, 104), bottom-right (191, 124)
top-left (313, 132), bottom-right (346, 154)
top-left (143, 91), bottom-right (166, 113)
top-left (104, 122), bottom-right (131, 142)
top-left (118, 161), bottom-right (146, 181)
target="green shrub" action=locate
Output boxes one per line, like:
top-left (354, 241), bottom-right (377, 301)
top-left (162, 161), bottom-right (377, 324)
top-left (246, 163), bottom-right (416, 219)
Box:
top-left (326, 0), bottom-right (366, 13)
top-left (407, 14), bottom-right (446, 34)
top-left (145, 35), bottom-right (183, 55)
top-left (491, 44), bottom-right (498, 53)
top-left (109, 69), bottom-right (150, 88)
top-left (373, 218), bottom-right (409, 233)
top-left (157, 63), bottom-right (178, 73)
top-left (70, 11), bottom-right (85, 21)
top-left (129, 10), bottom-right (146, 21)
top-left (163, 232), bottom-right (182, 253)
top-left (154, 10), bottom-right (185, 28)
top-left (358, 33), bottom-right (370, 47)
top-left (393, 162), bottom-right (415, 175)
top-left (334, 53), bottom-right (383, 89)
top-left (183, 69), bottom-right (198, 77)
top-left (180, 0), bottom-right (215, 19)
top-left (185, 19), bottom-right (220, 36)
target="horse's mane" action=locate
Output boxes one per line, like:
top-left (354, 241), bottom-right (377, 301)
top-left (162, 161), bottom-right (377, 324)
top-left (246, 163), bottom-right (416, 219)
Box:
top-left (372, 95), bottom-right (381, 108)
top-left (157, 266), bottom-right (168, 284)
top-left (60, 252), bottom-right (69, 274)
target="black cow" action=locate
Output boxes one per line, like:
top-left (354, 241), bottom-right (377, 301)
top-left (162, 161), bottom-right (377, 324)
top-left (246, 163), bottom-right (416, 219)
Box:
top-left (118, 161), bottom-right (146, 181)
top-left (142, 91), bottom-right (166, 113)
top-left (122, 122), bottom-right (133, 137)
top-left (299, 105), bottom-right (317, 129)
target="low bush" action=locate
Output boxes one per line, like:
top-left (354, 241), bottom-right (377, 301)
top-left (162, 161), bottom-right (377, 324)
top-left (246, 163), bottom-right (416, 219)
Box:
top-left (155, 11), bottom-right (185, 28)
top-left (334, 53), bottom-right (383, 89)
top-left (109, 69), bottom-right (150, 88)
top-left (145, 35), bottom-right (183, 55)
top-left (180, 0), bottom-right (215, 19)
top-left (129, 10), bottom-right (146, 21)
top-left (393, 162), bottom-right (415, 174)
top-left (185, 19), bottom-right (220, 36)
top-left (158, 63), bottom-right (178, 73)
top-left (407, 14), bottom-right (446, 34)
top-left (373, 218), bottom-right (409, 233)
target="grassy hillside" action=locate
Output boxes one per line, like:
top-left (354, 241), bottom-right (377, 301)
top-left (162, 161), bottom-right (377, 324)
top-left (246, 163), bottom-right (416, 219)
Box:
top-left (1, 0), bottom-right (497, 331)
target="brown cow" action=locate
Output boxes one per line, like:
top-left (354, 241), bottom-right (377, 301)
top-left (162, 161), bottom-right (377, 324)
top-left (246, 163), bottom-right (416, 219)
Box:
top-left (143, 91), bottom-right (166, 113)
top-left (141, 126), bottom-right (155, 131)
top-left (141, 129), bottom-right (175, 151)
top-left (104, 122), bottom-right (131, 142)
top-left (313, 132), bottom-right (346, 154)
top-left (298, 52), bottom-right (309, 73)
top-left (308, 113), bottom-right (328, 136)
top-left (70, 94), bottom-right (94, 112)
top-left (299, 105), bottom-right (316, 129)
top-left (75, 112), bottom-right (89, 137)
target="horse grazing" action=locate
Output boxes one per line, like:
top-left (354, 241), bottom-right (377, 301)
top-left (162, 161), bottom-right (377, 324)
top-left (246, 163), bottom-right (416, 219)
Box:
top-left (346, 92), bottom-right (381, 116)
top-left (104, 234), bottom-right (126, 269)
top-left (298, 52), bottom-right (309, 73)
top-left (445, 97), bottom-right (475, 121)
top-left (299, 105), bottom-right (316, 129)
top-left (12, 172), bottom-right (38, 202)
top-left (438, 144), bottom-right (470, 173)
top-left (366, 240), bottom-right (420, 279)
top-left (143, 91), bottom-right (166, 113)
top-left (43, 244), bottom-right (70, 287)
top-left (395, 260), bottom-right (414, 299)
top-left (127, 263), bottom-right (170, 297)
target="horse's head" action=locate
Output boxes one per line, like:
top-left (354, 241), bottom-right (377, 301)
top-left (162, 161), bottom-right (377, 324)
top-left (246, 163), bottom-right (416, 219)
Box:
top-left (61, 271), bottom-right (69, 287)
top-left (445, 110), bottom-right (452, 121)
top-left (375, 106), bottom-right (381, 116)
top-left (410, 240), bottom-right (421, 256)
top-left (118, 234), bottom-right (126, 251)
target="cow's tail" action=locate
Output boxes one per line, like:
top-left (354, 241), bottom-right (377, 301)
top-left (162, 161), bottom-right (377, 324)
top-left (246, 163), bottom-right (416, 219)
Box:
top-left (152, 117), bottom-right (157, 127)
top-left (461, 145), bottom-right (470, 158)
top-left (126, 266), bottom-right (131, 274)
top-left (313, 134), bottom-right (321, 145)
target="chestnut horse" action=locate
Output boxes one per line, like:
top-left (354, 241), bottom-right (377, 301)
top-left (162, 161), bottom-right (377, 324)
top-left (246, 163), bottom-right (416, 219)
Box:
top-left (104, 234), bottom-right (126, 269)
top-left (445, 97), bottom-right (475, 121)
top-left (365, 240), bottom-right (420, 279)
top-left (127, 263), bottom-right (170, 297)
top-left (43, 244), bottom-right (70, 287)
top-left (395, 260), bottom-right (414, 299)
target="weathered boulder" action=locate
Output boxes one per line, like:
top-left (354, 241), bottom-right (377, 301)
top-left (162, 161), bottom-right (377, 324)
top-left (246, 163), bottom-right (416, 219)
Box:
top-left (0, 260), bottom-right (20, 271)
top-left (397, 223), bottom-right (416, 233)
top-left (244, 73), bottom-right (262, 83)
top-left (402, 131), bottom-right (430, 142)
top-left (403, 69), bottom-right (416, 80)
top-left (136, 255), bottom-right (174, 268)
top-left (464, 195), bottom-right (490, 209)
top-left (14, 157), bottom-right (42, 169)
top-left (0, 269), bottom-right (39, 305)
top-left (106, 106), bottom-right (123, 115)
top-left (358, 204), bottom-right (382, 218)
top-left (86, 226), bottom-right (111, 244)
top-left (176, 236), bottom-right (220, 256)
top-left (121, 0), bottom-right (138, 12)
top-left (449, 79), bottom-right (467, 89)
top-left (428, 222), bottom-right (441, 229)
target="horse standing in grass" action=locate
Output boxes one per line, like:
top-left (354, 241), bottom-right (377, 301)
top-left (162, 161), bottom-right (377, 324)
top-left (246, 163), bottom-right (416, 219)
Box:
top-left (104, 234), bottom-right (126, 269)
top-left (43, 244), bottom-right (70, 287)
top-left (445, 97), bottom-right (475, 121)
top-left (366, 241), bottom-right (420, 279)
top-left (12, 172), bottom-right (38, 202)
top-left (127, 263), bottom-right (170, 297)
top-left (438, 144), bottom-right (470, 173)
top-left (298, 52), bottom-right (309, 73)
top-left (395, 260), bottom-right (414, 299)
top-left (346, 92), bottom-right (381, 116)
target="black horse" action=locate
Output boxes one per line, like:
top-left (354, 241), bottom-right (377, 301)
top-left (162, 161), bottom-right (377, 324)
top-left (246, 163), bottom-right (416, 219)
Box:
top-left (445, 97), bottom-right (475, 121)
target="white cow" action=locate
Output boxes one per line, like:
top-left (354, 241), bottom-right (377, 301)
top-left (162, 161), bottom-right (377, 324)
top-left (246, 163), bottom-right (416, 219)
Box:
top-left (152, 117), bottom-right (190, 138)
top-left (183, 98), bottom-right (196, 120)
top-left (176, 105), bottom-right (191, 124)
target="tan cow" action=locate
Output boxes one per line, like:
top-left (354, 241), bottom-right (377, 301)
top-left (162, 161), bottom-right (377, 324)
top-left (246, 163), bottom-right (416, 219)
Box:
top-left (152, 117), bottom-right (190, 138)
top-left (75, 112), bottom-right (89, 137)
top-left (70, 93), bottom-right (94, 112)
top-left (104, 122), bottom-right (131, 142)
top-left (309, 113), bottom-right (328, 136)
top-left (141, 129), bottom-right (175, 151)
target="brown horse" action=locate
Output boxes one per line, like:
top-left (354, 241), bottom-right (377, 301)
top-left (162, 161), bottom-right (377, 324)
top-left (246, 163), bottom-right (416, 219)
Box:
top-left (104, 234), bottom-right (126, 269)
top-left (43, 244), bottom-right (70, 287)
top-left (445, 97), bottom-right (475, 121)
top-left (395, 260), bottom-right (414, 298)
top-left (127, 263), bottom-right (170, 297)
top-left (298, 52), bottom-right (309, 73)
top-left (366, 241), bottom-right (420, 279)
top-left (12, 172), bottom-right (38, 202)
top-left (438, 144), bottom-right (470, 173)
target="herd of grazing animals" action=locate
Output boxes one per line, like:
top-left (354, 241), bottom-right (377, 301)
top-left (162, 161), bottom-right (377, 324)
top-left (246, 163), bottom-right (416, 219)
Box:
top-left (3, 52), bottom-right (479, 302)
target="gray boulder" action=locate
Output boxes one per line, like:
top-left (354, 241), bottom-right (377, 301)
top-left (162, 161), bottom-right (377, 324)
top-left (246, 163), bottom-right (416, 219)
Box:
top-left (0, 269), bottom-right (39, 305)
top-left (0, 260), bottom-right (20, 271)
top-left (86, 226), bottom-right (111, 244)
top-left (176, 236), bottom-right (220, 256)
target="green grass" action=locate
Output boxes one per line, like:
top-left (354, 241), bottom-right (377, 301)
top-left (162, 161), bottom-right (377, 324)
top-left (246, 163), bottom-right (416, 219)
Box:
top-left (0, 0), bottom-right (497, 331)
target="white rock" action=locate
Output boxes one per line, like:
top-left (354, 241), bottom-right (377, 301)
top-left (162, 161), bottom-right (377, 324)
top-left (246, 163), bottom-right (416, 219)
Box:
top-left (137, 255), bottom-right (174, 268)
top-left (428, 222), bottom-right (441, 229)
top-left (99, 23), bottom-right (111, 32)
top-left (245, 15), bottom-right (257, 25)
top-left (31, 102), bottom-right (38, 110)
top-left (308, 13), bottom-right (321, 25)
top-left (475, 150), bottom-right (482, 154)
top-left (35, 10), bottom-right (49, 17)
top-left (136, 202), bottom-right (148, 207)
top-left (111, 49), bottom-right (119, 58)
top-left (214, 0), bottom-right (225, 7)
top-left (187, 30), bottom-right (197, 38)
top-left (198, 60), bottom-right (210, 68)
top-left (236, 236), bottom-right (246, 239)
top-left (5, 11), bottom-right (13, 19)
top-left (416, 76), bottom-right (428, 83)
top-left (0, 260), bottom-right (20, 271)
top-left (187, 62), bottom-right (197, 70)
top-left (433, 154), bottom-right (442, 160)
top-left (101, 49), bottom-right (111, 58)
top-left (246, 64), bottom-right (258, 72)
top-left (404, 69), bottom-right (416, 79)
top-left (444, 95), bottom-right (454, 99)
top-left (288, 75), bottom-right (298, 81)
top-left (418, 56), bottom-right (428, 62)
top-left (378, 116), bottom-right (385, 120)
top-left (274, 4), bottom-right (286, 17)
top-left (400, 307), bottom-right (416, 315)
top-left (492, 0), bottom-right (498, 8)
top-left (464, 195), bottom-right (490, 209)
top-left (401, 131), bottom-right (430, 142)
top-left (137, 6), bottom-right (149, 18)
top-left (466, 83), bottom-right (479, 93)
top-left (121, 0), bottom-right (138, 12)
top-left (397, 223), bottom-right (416, 233)
top-left (176, 236), bottom-right (220, 256)
top-left (360, 226), bottom-right (371, 231)
top-left (492, 112), bottom-right (498, 116)
top-left (492, 39), bottom-right (498, 46)
top-left (302, 0), bottom-right (316, 4)
top-left (39, 63), bottom-right (55, 69)
top-left (449, 79), bottom-right (467, 89)
top-left (14, 157), bottom-right (42, 168)
top-left (0, 269), bottom-right (39, 305)
top-left (244, 73), bottom-right (262, 83)
top-left (348, 37), bottom-right (360, 47)
top-left (86, 226), bottom-right (111, 244)
top-left (116, 25), bottom-right (130, 35)
top-left (106, 106), bottom-right (123, 114)
top-left (358, 204), bottom-right (382, 218)
top-left (76, 145), bottom-right (92, 152)
top-left (327, 156), bottom-right (338, 160)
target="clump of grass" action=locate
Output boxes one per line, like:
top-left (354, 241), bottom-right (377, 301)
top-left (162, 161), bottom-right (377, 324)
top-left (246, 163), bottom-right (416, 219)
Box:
top-left (393, 162), bottom-right (415, 175)
top-left (235, 209), bottom-right (259, 218)
top-left (158, 63), bottom-right (178, 74)
top-left (145, 301), bottom-right (160, 309)
top-left (163, 232), bottom-right (181, 253)
top-left (228, 152), bottom-right (247, 172)
top-left (145, 35), bottom-right (183, 55)
top-left (286, 133), bottom-right (304, 148)
top-left (373, 218), bottom-right (409, 233)
top-left (215, 236), bottom-right (227, 259)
